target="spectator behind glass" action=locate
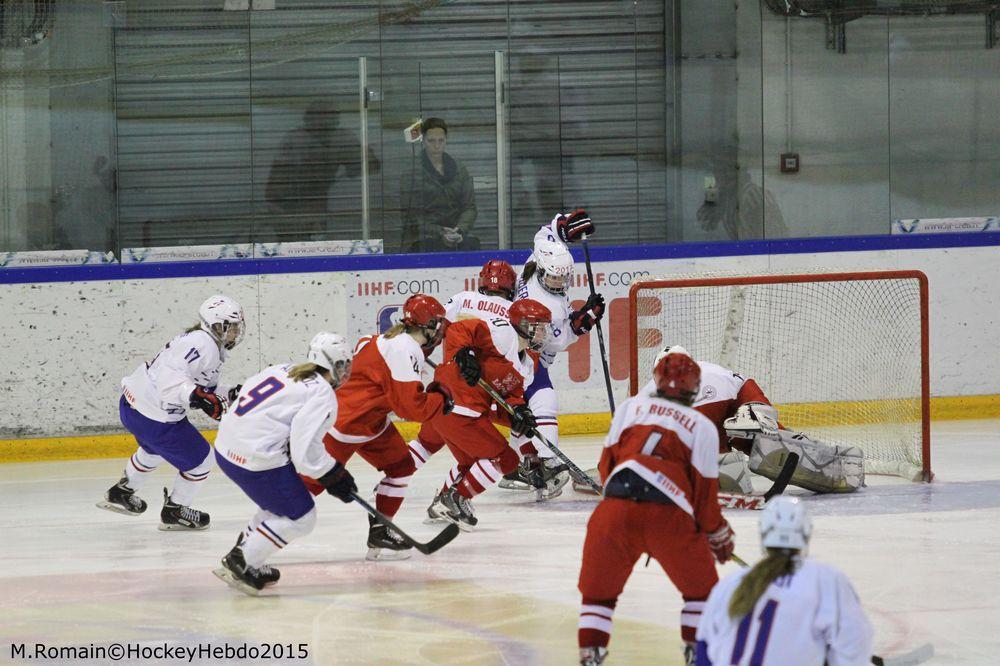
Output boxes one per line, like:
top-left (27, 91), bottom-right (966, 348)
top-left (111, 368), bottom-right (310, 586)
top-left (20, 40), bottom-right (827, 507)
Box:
top-left (265, 100), bottom-right (380, 238)
top-left (400, 117), bottom-right (479, 252)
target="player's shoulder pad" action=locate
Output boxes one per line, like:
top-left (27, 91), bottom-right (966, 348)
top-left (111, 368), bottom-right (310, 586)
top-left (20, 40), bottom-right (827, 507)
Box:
top-left (379, 333), bottom-right (423, 381)
top-left (182, 329), bottom-right (222, 364)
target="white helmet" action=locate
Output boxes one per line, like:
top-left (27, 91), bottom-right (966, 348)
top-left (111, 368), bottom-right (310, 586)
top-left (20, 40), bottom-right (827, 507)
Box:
top-left (653, 345), bottom-right (690, 373)
top-left (533, 239), bottom-right (574, 296)
top-left (760, 496), bottom-right (812, 555)
top-left (307, 332), bottom-right (353, 387)
top-left (199, 295), bottom-right (245, 350)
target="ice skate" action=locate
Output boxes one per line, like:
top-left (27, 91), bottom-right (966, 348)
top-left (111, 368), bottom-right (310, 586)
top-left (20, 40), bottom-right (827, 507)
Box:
top-left (159, 488), bottom-right (210, 531)
top-left (535, 457), bottom-right (570, 501)
top-left (234, 532), bottom-right (280, 585)
top-left (213, 546), bottom-right (269, 596)
top-left (579, 647), bottom-right (608, 666)
top-left (498, 458), bottom-right (534, 491)
top-left (427, 487), bottom-right (477, 532)
top-left (96, 477), bottom-right (147, 516)
top-left (365, 514), bottom-right (413, 561)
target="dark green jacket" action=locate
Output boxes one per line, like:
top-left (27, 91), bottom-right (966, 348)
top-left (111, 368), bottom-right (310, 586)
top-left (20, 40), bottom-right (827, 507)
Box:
top-left (401, 151), bottom-right (477, 250)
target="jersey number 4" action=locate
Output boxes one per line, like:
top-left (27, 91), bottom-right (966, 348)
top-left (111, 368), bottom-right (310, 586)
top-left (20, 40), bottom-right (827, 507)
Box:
top-left (730, 599), bottom-right (779, 665)
top-left (234, 377), bottom-right (285, 416)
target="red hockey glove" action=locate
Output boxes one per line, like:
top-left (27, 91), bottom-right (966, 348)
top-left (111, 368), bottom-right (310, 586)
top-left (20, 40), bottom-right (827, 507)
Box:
top-left (426, 381), bottom-right (454, 415)
top-left (317, 462), bottom-right (357, 503)
top-left (555, 209), bottom-right (595, 244)
top-left (454, 347), bottom-right (481, 387)
top-left (569, 293), bottom-right (606, 335)
top-left (509, 404), bottom-right (537, 438)
top-left (707, 519), bottom-right (735, 564)
top-left (190, 387), bottom-right (225, 421)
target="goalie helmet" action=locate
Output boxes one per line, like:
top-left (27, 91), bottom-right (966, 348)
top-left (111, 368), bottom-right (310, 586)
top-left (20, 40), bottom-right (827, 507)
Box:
top-left (508, 298), bottom-right (552, 351)
top-left (760, 496), bottom-right (812, 555)
top-left (653, 344), bottom-right (690, 370)
top-left (307, 332), bottom-right (353, 388)
top-left (401, 293), bottom-right (447, 351)
top-left (652, 351), bottom-right (700, 405)
top-left (199, 295), bottom-right (245, 350)
top-left (532, 239), bottom-right (573, 296)
top-left (479, 259), bottom-right (516, 300)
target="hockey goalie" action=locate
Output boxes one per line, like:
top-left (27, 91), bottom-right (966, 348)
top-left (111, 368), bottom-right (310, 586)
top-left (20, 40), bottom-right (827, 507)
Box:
top-left (644, 346), bottom-right (865, 495)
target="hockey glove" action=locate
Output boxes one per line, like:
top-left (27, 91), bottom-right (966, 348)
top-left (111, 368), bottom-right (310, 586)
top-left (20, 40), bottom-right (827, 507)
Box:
top-left (426, 381), bottom-right (454, 415)
top-left (707, 519), bottom-right (735, 564)
top-left (569, 293), bottom-right (606, 335)
top-left (317, 462), bottom-right (357, 503)
top-left (227, 384), bottom-right (242, 405)
top-left (190, 387), bottom-right (225, 421)
top-left (454, 347), bottom-right (481, 386)
top-left (509, 405), bottom-right (537, 438)
top-left (554, 209), bottom-right (595, 244)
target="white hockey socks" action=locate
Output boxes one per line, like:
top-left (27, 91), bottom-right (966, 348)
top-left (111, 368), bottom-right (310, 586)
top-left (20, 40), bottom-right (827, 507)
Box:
top-left (241, 509), bottom-right (317, 568)
top-left (124, 448), bottom-right (163, 490)
top-left (169, 450), bottom-right (213, 506)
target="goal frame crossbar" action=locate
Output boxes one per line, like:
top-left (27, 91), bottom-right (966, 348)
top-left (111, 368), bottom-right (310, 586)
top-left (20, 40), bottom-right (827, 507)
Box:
top-left (628, 270), bottom-right (932, 482)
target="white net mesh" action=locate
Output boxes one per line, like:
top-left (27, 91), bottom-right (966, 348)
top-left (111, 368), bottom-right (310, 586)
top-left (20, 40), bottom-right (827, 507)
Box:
top-left (631, 271), bottom-right (928, 480)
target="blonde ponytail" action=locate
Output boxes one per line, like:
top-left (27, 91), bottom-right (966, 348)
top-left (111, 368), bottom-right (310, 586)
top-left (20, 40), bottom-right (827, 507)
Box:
top-left (382, 322), bottom-right (407, 339)
top-left (728, 549), bottom-right (798, 619)
top-left (288, 362), bottom-right (321, 382)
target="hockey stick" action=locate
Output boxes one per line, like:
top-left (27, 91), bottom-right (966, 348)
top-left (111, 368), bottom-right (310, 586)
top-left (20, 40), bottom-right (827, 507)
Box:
top-left (480, 377), bottom-right (603, 494)
top-left (729, 552), bottom-right (933, 666)
top-left (580, 233), bottom-right (615, 415)
top-left (349, 492), bottom-right (459, 555)
top-left (425, 359), bottom-right (603, 495)
top-left (716, 452), bottom-right (800, 511)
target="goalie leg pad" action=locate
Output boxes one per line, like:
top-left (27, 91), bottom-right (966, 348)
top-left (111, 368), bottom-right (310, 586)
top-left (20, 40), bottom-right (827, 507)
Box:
top-left (717, 452), bottom-right (753, 494)
top-left (749, 431), bottom-right (864, 494)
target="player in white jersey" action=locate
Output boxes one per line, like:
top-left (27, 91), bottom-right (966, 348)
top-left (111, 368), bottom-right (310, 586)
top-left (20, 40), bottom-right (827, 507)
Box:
top-left (695, 497), bottom-right (874, 665)
top-left (97, 295), bottom-right (245, 530)
top-left (504, 209), bottom-right (605, 497)
top-left (212, 332), bottom-right (359, 595)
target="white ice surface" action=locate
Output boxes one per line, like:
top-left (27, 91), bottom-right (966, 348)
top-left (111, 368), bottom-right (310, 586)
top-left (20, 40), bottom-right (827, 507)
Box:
top-left (2, 419), bottom-right (998, 664)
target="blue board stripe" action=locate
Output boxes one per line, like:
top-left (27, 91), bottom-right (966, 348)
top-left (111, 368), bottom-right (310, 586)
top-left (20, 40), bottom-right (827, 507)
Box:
top-left (2, 231), bottom-right (998, 285)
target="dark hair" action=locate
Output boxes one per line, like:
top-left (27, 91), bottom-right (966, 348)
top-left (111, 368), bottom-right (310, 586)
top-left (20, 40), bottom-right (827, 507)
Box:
top-left (522, 261), bottom-right (537, 282)
top-left (421, 117), bottom-right (448, 135)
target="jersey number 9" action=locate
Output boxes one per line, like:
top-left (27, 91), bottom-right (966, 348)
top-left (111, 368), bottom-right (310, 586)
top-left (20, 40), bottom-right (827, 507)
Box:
top-left (234, 377), bottom-right (285, 416)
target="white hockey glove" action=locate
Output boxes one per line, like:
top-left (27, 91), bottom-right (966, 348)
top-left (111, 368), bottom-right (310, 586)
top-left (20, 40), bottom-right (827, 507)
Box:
top-left (724, 402), bottom-right (779, 438)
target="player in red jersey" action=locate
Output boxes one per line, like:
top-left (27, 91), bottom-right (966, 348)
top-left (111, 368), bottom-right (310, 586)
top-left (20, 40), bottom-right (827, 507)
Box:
top-left (302, 294), bottom-right (454, 561)
top-left (642, 346), bottom-right (863, 495)
top-left (577, 349), bottom-right (734, 666)
top-left (417, 298), bottom-right (553, 530)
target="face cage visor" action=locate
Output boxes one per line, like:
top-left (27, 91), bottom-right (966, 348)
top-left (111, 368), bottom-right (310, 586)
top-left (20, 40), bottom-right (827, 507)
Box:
top-left (537, 267), bottom-right (570, 296)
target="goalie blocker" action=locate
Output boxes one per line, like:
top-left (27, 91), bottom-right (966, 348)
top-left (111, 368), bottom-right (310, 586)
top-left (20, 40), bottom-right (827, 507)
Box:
top-left (724, 403), bottom-right (864, 494)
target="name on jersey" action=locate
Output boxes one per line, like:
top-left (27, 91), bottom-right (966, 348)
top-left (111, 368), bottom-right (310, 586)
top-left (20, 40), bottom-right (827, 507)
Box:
top-left (462, 298), bottom-right (508, 318)
top-left (645, 403), bottom-right (696, 433)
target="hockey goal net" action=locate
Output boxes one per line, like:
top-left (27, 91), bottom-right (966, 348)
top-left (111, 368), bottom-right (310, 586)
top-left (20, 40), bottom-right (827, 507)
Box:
top-left (629, 270), bottom-right (931, 481)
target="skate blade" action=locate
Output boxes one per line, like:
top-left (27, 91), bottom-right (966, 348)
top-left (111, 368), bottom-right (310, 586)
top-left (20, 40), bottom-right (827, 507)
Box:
top-left (95, 500), bottom-right (145, 516)
top-left (365, 547), bottom-right (412, 562)
top-left (212, 567), bottom-right (262, 596)
top-left (498, 480), bottom-right (531, 491)
top-left (423, 515), bottom-right (449, 525)
top-left (158, 522), bottom-right (210, 531)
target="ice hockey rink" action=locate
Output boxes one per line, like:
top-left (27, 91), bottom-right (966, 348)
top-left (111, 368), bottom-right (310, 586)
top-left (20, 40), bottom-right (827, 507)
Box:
top-left (3, 419), bottom-right (998, 665)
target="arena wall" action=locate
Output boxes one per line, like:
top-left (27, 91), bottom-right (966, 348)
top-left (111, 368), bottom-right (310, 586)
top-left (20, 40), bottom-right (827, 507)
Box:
top-left (1, 234), bottom-right (998, 458)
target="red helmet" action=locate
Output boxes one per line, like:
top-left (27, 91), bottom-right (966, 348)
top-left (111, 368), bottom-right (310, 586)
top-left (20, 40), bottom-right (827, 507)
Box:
top-left (653, 351), bottom-right (701, 405)
top-left (479, 259), bottom-right (516, 300)
top-left (508, 298), bottom-right (552, 351)
top-left (402, 294), bottom-right (447, 351)
top-left (402, 294), bottom-right (445, 327)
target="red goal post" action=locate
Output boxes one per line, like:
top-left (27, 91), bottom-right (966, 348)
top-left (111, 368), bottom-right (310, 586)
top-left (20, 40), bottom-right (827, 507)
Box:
top-left (628, 270), bottom-right (931, 482)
